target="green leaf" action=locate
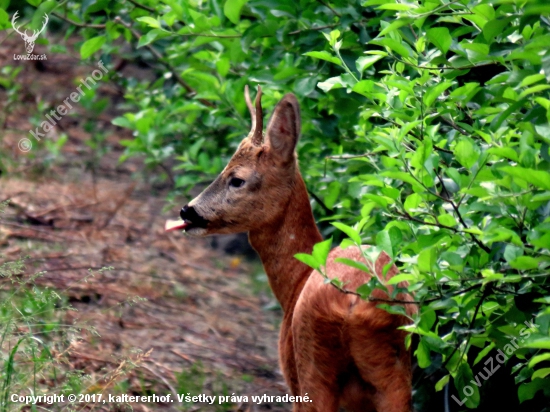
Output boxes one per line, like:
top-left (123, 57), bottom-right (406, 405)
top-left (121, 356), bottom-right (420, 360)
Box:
top-left (332, 222), bottom-right (362, 244)
top-left (356, 282), bottom-right (372, 299)
top-left (500, 166), bottom-right (550, 190)
top-left (304, 51), bottom-right (342, 67)
top-left (521, 74), bottom-right (545, 87)
top-left (490, 99), bottom-right (527, 131)
top-left (472, 4), bottom-right (494, 21)
top-left (487, 147), bottom-right (518, 162)
top-left (377, 3), bottom-right (414, 10)
top-left (529, 353), bottom-right (550, 369)
top-left (416, 338), bottom-right (431, 368)
top-left (418, 248), bottom-right (436, 272)
top-left (294, 253), bottom-right (319, 270)
top-left (523, 335), bottom-right (550, 350)
top-left (324, 181), bottom-right (341, 209)
top-left (376, 227), bottom-right (402, 259)
top-left (510, 256), bottom-right (541, 270)
top-left (216, 57), bottom-right (230, 77)
top-left (532, 368), bottom-right (550, 380)
top-left (224, 0), bottom-right (248, 24)
top-left (435, 375), bottom-right (450, 392)
top-left (0, 8), bottom-right (9, 30)
top-left (335, 257), bottom-right (371, 273)
top-left (423, 81), bottom-right (452, 107)
top-left (483, 17), bottom-right (514, 42)
top-left (138, 28), bottom-right (170, 47)
top-left (380, 171), bottom-right (424, 191)
top-left (455, 138), bottom-right (479, 169)
top-left (519, 84), bottom-right (550, 99)
top-left (370, 38), bottom-right (411, 58)
top-left (386, 273), bottom-right (416, 285)
top-left (473, 342), bottom-right (495, 365)
top-left (504, 245), bottom-right (523, 263)
top-left (464, 4), bottom-right (494, 28)
top-left (356, 55), bottom-right (384, 74)
top-left (80, 36), bottom-right (106, 59)
top-left (376, 303), bottom-right (408, 316)
top-left (322, 29), bottom-right (341, 48)
top-left (518, 379), bottom-right (549, 403)
top-left (438, 214), bottom-right (456, 227)
top-left (352, 80), bottom-right (375, 97)
top-left (317, 76), bottom-right (345, 92)
top-left (31, 0), bottom-right (56, 29)
top-left (427, 27), bottom-right (451, 54)
top-left (378, 18), bottom-right (411, 37)
top-left (136, 16), bottom-right (160, 28)
top-left (404, 193), bottom-right (422, 213)
top-left (312, 238), bottom-right (333, 267)
top-left (454, 362), bottom-right (480, 408)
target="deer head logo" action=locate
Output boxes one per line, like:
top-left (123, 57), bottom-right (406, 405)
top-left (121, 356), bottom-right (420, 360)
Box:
top-left (12, 11), bottom-right (48, 54)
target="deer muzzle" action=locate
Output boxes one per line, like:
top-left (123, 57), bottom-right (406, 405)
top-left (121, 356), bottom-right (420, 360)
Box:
top-left (180, 205), bottom-right (209, 229)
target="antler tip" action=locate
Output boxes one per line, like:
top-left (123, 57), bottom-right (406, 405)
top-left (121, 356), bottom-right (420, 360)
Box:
top-left (252, 84), bottom-right (263, 146)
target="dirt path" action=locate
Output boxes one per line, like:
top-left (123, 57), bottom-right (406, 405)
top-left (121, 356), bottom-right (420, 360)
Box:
top-left (0, 36), bottom-right (289, 411)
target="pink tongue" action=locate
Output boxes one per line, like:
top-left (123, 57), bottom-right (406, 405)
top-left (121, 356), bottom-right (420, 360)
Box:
top-left (165, 220), bottom-right (189, 232)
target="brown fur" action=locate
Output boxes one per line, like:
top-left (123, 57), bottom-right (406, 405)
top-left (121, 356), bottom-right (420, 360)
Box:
top-left (182, 90), bottom-right (417, 411)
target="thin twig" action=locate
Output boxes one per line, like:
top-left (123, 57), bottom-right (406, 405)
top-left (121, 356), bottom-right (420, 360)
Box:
top-left (439, 116), bottom-right (469, 136)
top-left (381, 116), bottom-right (452, 154)
top-left (317, 0), bottom-right (341, 17)
top-left (412, 0), bottom-right (465, 17)
top-left (141, 363), bottom-right (179, 400)
top-left (325, 153), bottom-right (375, 160)
top-left (52, 12), bottom-right (106, 29)
top-left (391, 55), bottom-right (498, 71)
top-left (395, 211), bottom-right (459, 233)
top-left (441, 284), bottom-right (490, 371)
top-left (435, 173), bottom-right (490, 253)
top-left (158, 163), bottom-right (175, 188)
top-left (331, 279), bottom-right (482, 305)
top-left (127, 0), bottom-right (156, 12)
top-left (113, 17), bottom-right (216, 108)
top-left (307, 188), bottom-right (334, 216)
top-left (98, 183), bottom-right (136, 230)
top-left (289, 24), bottom-right (339, 35)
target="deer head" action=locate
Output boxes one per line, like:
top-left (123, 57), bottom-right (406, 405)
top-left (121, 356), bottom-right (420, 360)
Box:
top-left (12, 11), bottom-right (48, 54)
top-left (172, 86), bottom-right (302, 236)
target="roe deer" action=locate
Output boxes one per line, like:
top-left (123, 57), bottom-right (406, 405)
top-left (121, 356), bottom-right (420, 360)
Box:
top-left (167, 86), bottom-right (417, 412)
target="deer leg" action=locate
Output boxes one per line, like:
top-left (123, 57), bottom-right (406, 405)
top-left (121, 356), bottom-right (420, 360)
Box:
top-left (292, 371), bottom-right (340, 412)
top-left (350, 330), bottom-right (413, 412)
top-left (291, 310), bottom-right (343, 411)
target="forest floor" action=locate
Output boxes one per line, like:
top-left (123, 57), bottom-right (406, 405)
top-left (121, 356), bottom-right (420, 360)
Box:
top-left (0, 36), bottom-right (290, 411)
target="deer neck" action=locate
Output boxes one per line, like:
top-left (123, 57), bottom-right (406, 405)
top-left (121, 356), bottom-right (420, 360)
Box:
top-left (248, 171), bottom-right (323, 314)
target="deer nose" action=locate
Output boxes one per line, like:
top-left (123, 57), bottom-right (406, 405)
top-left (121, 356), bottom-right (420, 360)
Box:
top-left (180, 205), bottom-right (191, 221)
top-left (180, 205), bottom-right (210, 229)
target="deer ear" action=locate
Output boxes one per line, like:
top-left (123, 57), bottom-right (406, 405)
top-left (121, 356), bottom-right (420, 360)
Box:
top-left (266, 94), bottom-right (301, 163)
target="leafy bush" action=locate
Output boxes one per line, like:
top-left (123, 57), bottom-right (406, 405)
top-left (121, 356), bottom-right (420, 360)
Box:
top-left (2, 0), bottom-right (550, 409)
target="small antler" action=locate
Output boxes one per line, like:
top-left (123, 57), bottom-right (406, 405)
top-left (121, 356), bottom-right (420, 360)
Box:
top-left (32, 14), bottom-right (49, 40)
top-left (245, 85), bottom-right (263, 146)
top-left (11, 11), bottom-right (26, 37)
top-left (11, 12), bottom-right (48, 41)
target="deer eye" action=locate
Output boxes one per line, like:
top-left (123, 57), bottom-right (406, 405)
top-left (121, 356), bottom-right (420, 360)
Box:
top-left (229, 177), bottom-right (245, 188)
